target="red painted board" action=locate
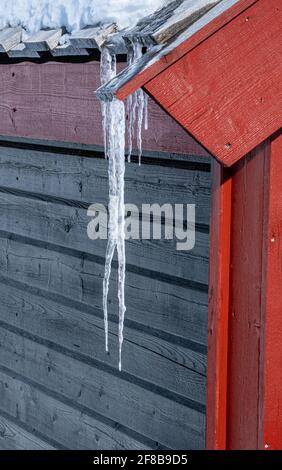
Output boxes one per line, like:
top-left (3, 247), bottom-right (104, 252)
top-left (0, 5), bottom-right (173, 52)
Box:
top-left (226, 141), bottom-right (269, 449)
top-left (206, 159), bottom-right (232, 449)
top-left (144, 0), bottom-right (282, 166)
top-left (0, 61), bottom-right (207, 157)
top-left (207, 135), bottom-right (282, 449)
top-left (259, 131), bottom-right (282, 450)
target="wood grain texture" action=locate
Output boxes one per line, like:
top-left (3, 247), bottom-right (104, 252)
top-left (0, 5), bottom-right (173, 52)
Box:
top-left (0, 368), bottom-right (151, 450)
top-left (0, 233), bottom-right (208, 345)
top-left (0, 142), bottom-right (210, 449)
top-left (69, 25), bottom-right (117, 49)
top-left (0, 326), bottom-right (205, 449)
top-left (51, 44), bottom-right (89, 57)
top-left (145, 0), bottom-right (282, 165)
top-left (259, 132), bottom-right (282, 450)
top-left (0, 276), bottom-right (206, 405)
top-left (0, 27), bottom-right (22, 53)
top-left (110, 0), bottom-right (256, 101)
top-left (0, 61), bottom-right (208, 157)
top-left (8, 43), bottom-right (41, 59)
top-left (0, 415), bottom-right (55, 450)
top-left (206, 160), bottom-right (231, 449)
top-left (24, 29), bottom-right (62, 51)
top-left (226, 142), bottom-right (268, 449)
top-left (123, 0), bottom-right (220, 46)
top-left (207, 137), bottom-right (282, 449)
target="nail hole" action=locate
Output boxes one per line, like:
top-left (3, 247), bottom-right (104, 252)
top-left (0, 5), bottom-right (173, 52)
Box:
top-left (224, 143), bottom-right (232, 150)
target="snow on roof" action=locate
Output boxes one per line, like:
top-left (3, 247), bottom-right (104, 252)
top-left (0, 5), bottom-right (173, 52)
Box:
top-left (0, 0), bottom-right (226, 60)
top-left (124, 0), bottom-right (221, 45)
top-left (0, 0), bottom-right (169, 35)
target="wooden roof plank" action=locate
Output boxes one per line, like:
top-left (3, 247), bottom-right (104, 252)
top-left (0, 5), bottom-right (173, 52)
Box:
top-left (0, 27), bottom-right (22, 53)
top-left (8, 42), bottom-right (41, 59)
top-left (69, 24), bottom-right (118, 50)
top-left (24, 29), bottom-right (62, 51)
top-left (123, 0), bottom-right (221, 46)
top-left (51, 43), bottom-right (89, 57)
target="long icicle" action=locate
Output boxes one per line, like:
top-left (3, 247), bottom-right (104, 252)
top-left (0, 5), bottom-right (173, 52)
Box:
top-left (127, 40), bottom-right (147, 164)
top-left (100, 46), bottom-right (126, 368)
top-left (99, 41), bottom-right (149, 369)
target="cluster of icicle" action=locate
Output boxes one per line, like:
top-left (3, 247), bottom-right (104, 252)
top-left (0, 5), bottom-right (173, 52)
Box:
top-left (100, 41), bottom-right (148, 371)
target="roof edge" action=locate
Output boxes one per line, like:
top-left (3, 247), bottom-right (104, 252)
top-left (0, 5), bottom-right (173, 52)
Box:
top-left (96, 0), bottom-right (257, 102)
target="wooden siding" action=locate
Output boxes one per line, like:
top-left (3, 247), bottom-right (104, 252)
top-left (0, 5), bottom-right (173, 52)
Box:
top-left (0, 61), bottom-right (208, 157)
top-left (0, 136), bottom-right (211, 450)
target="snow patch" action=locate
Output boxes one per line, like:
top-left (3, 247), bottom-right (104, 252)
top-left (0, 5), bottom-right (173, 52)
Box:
top-left (0, 0), bottom-right (169, 36)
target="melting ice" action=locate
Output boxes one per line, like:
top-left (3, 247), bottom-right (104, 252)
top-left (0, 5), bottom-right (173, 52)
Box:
top-left (100, 43), bottom-right (148, 370)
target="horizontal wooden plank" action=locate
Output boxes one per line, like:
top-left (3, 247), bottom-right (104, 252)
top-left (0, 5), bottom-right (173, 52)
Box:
top-left (0, 144), bottom-right (211, 226)
top-left (0, 414), bottom-right (55, 450)
top-left (51, 44), bottom-right (89, 57)
top-left (0, 278), bottom-right (206, 404)
top-left (0, 227), bottom-right (208, 345)
top-left (0, 186), bottom-right (209, 286)
top-left (0, 61), bottom-right (208, 156)
top-left (0, 236), bottom-right (207, 371)
top-left (0, 367), bottom-right (150, 450)
top-left (0, 326), bottom-right (205, 449)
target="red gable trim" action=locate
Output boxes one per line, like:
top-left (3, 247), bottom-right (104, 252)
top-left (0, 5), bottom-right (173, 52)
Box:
top-left (115, 0), bottom-right (258, 102)
top-left (144, 0), bottom-right (282, 166)
top-left (114, 0), bottom-right (281, 166)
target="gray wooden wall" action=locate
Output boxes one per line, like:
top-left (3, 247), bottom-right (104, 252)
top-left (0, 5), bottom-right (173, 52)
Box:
top-left (0, 136), bottom-right (211, 450)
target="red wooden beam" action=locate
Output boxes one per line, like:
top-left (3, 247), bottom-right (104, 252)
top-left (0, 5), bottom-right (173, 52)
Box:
top-left (207, 131), bottom-right (282, 449)
top-left (206, 160), bottom-right (231, 449)
top-left (259, 131), bottom-right (282, 450)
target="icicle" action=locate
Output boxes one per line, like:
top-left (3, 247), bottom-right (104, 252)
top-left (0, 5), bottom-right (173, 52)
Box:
top-left (100, 48), bottom-right (117, 159)
top-left (102, 98), bottom-right (126, 369)
top-left (136, 89), bottom-right (145, 166)
top-left (100, 47), bottom-right (127, 368)
top-left (144, 93), bottom-right (149, 131)
top-left (126, 40), bottom-right (147, 164)
top-left (98, 40), bottom-right (150, 369)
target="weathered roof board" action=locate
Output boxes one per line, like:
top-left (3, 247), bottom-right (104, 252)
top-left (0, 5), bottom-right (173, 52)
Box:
top-left (24, 29), bottom-right (63, 51)
top-left (51, 44), bottom-right (89, 57)
top-left (124, 0), bottom-right (221, 45)
top-left (0, 26), bottom-right (22, 53)
top-left (8, 43), bottom-right (41, 59)
top-left (69, 24), bottom-right (117, 49)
